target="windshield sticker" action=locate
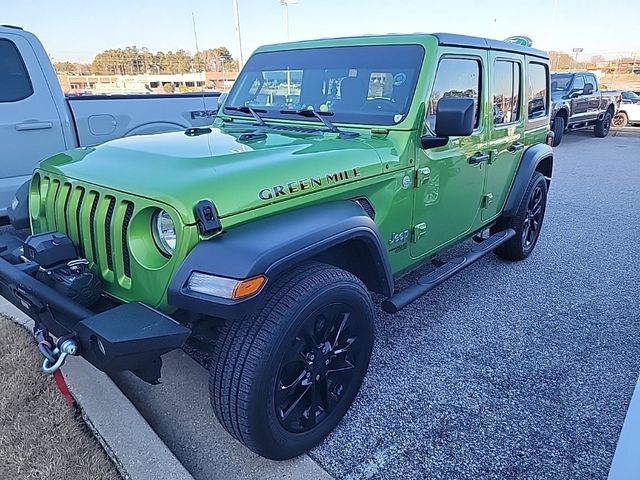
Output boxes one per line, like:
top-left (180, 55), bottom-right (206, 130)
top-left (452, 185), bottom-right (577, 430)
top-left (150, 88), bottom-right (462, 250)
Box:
top-left (393, 73), bottom-right (407, 86)
top-left (258, 168), bottom-right (361, 200)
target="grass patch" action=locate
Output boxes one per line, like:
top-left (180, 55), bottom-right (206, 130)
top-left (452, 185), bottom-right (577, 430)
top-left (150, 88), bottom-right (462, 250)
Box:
top-left (0, 315), bottom-right (120, 479)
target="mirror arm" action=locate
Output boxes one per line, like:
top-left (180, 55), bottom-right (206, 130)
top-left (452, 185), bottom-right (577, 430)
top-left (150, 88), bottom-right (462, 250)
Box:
top-left (420, 135), bottom-right (449, 149)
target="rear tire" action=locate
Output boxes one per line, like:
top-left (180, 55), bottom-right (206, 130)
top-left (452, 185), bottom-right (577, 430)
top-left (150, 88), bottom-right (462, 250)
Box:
top-left (594, 111), bottom-right (612, 137)
top-left (552, 116), bottom-right (564, 146)
top-left (494, 172), bottom-right (548, 261)
top-left (209, 262), bottom-right (374, 460)
top-left (612, 112), bottom-right (628, 128)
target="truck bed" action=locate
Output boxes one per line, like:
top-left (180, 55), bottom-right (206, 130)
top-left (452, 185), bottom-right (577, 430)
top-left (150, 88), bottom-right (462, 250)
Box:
top-left (67, 92), bottom-right (220, 146)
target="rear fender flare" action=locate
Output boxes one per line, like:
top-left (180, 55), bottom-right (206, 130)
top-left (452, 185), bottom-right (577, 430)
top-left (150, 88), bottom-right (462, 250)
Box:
top-left (502, 144), bottom-right (553, 219)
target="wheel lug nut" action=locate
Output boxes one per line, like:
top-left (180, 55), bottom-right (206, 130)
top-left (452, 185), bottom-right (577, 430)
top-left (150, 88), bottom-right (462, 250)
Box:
top-left (325, 359), bottom-right (330, 365)
top-left (315, 374), bottom-right (321, 381)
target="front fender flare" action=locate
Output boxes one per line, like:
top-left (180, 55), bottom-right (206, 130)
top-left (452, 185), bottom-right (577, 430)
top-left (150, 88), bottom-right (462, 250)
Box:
top-left (168, 201), bottom-right (393, 320)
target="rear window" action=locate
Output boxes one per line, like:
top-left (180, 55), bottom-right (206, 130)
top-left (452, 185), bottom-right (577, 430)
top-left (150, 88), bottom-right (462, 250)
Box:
top-left (0, 39), bottom-right (33, 102)
top-left (493, 60), bottom-right (521, 125)
top-left (527, 62), bottom-right (548, 119)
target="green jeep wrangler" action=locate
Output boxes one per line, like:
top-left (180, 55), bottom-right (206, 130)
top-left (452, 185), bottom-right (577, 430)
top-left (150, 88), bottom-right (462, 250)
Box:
top-left (0, 33), bottom-right (554, 460)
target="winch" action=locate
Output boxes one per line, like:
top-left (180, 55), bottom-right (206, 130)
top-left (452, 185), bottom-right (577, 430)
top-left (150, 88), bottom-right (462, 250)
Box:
top-left (23, 232), bottom-right (103, 307)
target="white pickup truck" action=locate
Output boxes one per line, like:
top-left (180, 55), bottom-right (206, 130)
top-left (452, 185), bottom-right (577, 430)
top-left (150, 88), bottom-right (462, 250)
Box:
top-left (0, 25), bottom-right (221, 218)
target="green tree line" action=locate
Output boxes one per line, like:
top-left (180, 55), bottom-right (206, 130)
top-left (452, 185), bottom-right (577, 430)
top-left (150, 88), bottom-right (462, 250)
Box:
top-left (54, 46), bottom-right (239, 76)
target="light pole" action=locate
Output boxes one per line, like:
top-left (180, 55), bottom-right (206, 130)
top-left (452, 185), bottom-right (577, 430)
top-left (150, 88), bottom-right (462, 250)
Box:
top-left (279, 0), bottom-right (297, 41)
top-left (572, 47), bottom-right (583, 69)
top-left (279, 0), bottom-right (297, 95)
top-left (232, 0), bottom-right (245, 69)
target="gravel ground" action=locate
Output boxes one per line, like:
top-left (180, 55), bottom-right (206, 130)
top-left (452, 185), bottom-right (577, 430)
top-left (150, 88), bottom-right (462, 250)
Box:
top-left (190, 130), bottom-right (640, 479)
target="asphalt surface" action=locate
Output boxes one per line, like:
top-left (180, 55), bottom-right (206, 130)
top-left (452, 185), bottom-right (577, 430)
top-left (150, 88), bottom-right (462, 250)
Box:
top-left (2, 129), bottom-right (639, 479)
top-left (187, 129), bottom-right (640, 479)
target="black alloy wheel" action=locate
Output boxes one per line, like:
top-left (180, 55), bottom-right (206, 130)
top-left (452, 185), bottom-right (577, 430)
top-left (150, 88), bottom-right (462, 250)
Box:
top-left (522, 183), bottom-right (544, 251)
top-left (494, 171), bottom-right (548, 261)
top-left (276, 303), bottom-right (363, 433)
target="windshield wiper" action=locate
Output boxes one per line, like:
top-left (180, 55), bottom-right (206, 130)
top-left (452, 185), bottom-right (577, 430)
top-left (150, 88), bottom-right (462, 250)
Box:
top-left (225, 105), bottom-right (267, 126)
top-left (279, 108), bottom-right (358, 138)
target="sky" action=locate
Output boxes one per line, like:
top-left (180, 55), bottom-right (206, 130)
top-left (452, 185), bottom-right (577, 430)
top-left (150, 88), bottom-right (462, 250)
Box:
top-left (2, 0), bottom-right (637, 64)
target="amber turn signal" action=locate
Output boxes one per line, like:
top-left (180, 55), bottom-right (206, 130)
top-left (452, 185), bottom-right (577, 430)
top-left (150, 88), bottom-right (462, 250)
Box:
top-left (232, 275), bottom-right (267, 300)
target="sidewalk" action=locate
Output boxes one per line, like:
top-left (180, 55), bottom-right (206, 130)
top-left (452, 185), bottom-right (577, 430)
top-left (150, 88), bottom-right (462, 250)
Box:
top-left (111, 349), bottom-right (334, 480)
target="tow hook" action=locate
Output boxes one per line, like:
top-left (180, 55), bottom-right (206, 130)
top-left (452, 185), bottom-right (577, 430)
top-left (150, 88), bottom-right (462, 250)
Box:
top-left (42, 338), bottom-right (78, 374)
top-left (34, 327), bottom-right (78, 374)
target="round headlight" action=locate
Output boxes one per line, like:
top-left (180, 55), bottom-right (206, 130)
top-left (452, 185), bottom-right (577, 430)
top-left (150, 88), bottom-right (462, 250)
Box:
top-left (152, 209), bottom-right (176, 256)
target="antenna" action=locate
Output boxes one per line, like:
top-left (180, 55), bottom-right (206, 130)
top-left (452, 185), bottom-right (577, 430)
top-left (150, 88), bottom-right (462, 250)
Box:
top-left (191, 12), bottom-right (207, 113)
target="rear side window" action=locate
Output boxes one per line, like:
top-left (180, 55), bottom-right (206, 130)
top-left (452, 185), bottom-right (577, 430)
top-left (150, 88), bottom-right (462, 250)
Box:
top-left (0, 39), bottom-right (33, 102)
top-left (427, 57), bottom-right (481, 131)
top-left (493, 60), bottom-right (521, 125)
top-left (527, 62), bottom-right (548, 119)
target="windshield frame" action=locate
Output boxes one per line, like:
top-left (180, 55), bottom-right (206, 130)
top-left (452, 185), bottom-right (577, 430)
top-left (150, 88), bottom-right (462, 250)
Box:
top-left (222, 43), bottom-right (426, 128)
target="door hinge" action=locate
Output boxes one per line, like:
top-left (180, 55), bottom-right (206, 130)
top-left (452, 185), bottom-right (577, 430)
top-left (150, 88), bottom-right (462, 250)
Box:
top-left (414, 167), bottom-right (431, 188)
top-left (488, 149), bottom-right (498, 165)
top-left (482, 193), bottom-right (494, 208)
top-left (412, 222), bottom-right (427, 242)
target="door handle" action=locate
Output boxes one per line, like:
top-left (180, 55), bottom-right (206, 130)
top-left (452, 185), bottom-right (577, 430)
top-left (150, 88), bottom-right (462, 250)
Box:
top-left (508, 142), bottom-right (524, 153)
top-left (468, 153), bottom-right (490, 165)
top-left (15, 121), bottom-right (53, 131)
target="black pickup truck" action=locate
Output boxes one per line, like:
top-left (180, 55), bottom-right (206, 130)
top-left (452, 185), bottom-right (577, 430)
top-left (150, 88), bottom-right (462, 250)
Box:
top-left (550, 72), bottom-right (621, 146)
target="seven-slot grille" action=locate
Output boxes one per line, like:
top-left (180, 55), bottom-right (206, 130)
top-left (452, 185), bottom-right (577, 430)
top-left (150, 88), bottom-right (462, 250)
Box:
top-left (39, 175), bottom-right (135, 286)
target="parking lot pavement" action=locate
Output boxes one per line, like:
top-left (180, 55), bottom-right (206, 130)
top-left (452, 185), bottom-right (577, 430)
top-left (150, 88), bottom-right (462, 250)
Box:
top-left (184, 131), bottom-right (640, 479)
top-left (306, 131), bottom-right (640, 479)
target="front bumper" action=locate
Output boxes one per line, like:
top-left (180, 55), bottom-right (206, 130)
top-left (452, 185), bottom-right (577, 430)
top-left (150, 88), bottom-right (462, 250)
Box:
top-left (0, 235), bottom-right (190, 383)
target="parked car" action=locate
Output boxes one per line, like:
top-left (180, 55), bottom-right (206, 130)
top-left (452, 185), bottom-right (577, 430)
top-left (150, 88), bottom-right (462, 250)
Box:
top-left (613, 91), bottom-right (640, 127)
top-left (0, 25), bottom-right (220, 218)
top-left (0, 33), bottom-right (554, 460)
top-left (549, 71), bottom-right (621, 145)
top-left (620, 91), bottom-right (640, 103)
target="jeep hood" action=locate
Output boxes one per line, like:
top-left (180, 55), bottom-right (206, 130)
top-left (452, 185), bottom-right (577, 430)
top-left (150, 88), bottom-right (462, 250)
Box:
top-left (38, 126), bottom-right (386, 223)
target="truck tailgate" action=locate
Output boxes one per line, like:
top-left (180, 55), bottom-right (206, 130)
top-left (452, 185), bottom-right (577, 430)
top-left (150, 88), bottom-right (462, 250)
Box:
top-left (67, 93), bottom-right (220, 146)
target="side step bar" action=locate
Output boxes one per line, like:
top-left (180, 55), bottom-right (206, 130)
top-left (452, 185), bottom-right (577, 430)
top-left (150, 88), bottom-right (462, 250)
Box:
top-left (382, 228), bottom-right (516, 313)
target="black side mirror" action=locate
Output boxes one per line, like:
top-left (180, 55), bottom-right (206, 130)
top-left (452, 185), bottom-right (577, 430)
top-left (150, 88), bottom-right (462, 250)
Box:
top-left (421, 97), bottom-right (475, 149)
top-left (583, 83), bottom-right (594, 95)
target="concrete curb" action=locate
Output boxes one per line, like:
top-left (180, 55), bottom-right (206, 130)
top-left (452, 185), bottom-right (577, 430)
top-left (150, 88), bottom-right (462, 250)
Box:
top-left (1, 298), bottom-right (194, 480)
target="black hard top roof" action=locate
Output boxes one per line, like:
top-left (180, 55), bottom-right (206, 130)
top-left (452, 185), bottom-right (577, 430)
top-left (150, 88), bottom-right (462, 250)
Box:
top-left (432, 33), bottom-right (549, 60)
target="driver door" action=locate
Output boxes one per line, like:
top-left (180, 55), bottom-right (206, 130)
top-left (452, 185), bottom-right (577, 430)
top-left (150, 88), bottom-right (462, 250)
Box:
top-left (411, 52), bottom-right (488, 259)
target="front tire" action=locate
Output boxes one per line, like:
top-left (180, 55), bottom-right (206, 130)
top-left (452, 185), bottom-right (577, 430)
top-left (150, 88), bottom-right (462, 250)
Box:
top-left (209, 262), bottom-right (374, 460)
top-left (494, 172), bottom-right (548, 261)
top-left (594, 111), bottom-right (612, 137)
top-left (552, 116), bottom-right (565, 146)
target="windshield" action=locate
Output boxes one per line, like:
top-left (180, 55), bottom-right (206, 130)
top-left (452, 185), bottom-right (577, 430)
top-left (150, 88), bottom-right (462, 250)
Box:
top-left (550, 73), bottom-right (573, 92)
top-left (224, 44), bottom-right (425, 126)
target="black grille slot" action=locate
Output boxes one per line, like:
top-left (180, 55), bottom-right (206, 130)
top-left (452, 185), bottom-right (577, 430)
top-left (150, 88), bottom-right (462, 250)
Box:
top-left (104, 197), bottom-right (116, 271)
top-left (75, 188), bottom-right (85, 255)
top-left (89, 194), bottom-right (99, 262)
top-left (62, 183), bottom-right (72, 234)
top-left (122, 202), bottom-right (134, 278)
